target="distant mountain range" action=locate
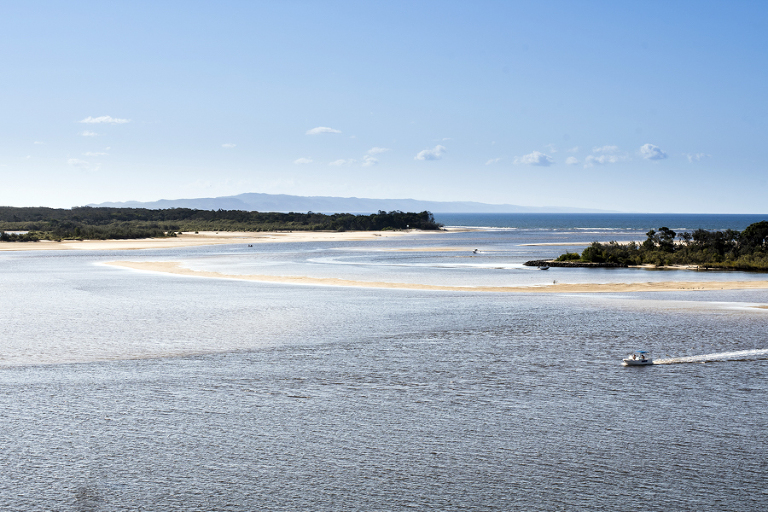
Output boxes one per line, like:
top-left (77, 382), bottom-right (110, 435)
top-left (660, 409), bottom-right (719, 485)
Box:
top-left (90, 192), bottom-right (615, 214)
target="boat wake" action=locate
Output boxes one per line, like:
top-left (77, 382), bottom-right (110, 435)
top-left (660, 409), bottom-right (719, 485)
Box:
top-left (653, 348), bottom-right (768, 365)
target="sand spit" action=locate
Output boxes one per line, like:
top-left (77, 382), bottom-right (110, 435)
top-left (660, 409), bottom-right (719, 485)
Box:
top-left (519, 241), bottom-right (634, 246)
top-left (105, 260), bottom-right (768, 294)
top-left (0, 229), bottom-right (429, 251)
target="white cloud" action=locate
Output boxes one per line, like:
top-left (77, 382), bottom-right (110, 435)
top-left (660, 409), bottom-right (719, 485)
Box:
top-left (81, 131), bottom-right (97, 137)
top-left (592, 145), bottom-right (620, 153)
top-left (362, 155), bottom-right (378, 167)
top-left (80, 115), bottom-right (130, 124)
top-left (415, 145), bottom-right (446, 161)
top-left (544, 143), bottom-right (557, 153)
top-left (565, 156), bottom-right (579, 165)
top-left (367, 147), bottom-right (389, 155)
top-left (294, 158), bottom-right (313, 164)
top-left (567, 146), bottom-right (579, 153)
top-left (685, 152), bottom-right (710, 163)
top-left (485, 157), bottom-right (502, 165)
top-left (83, 152), bottom-right (108, 157)
top-left (329, 158), bottom-right (356, 166)
top-left (639, 143), bottom-right (667, 160)
top-left (514, 151), bottom-right (553, 166)
top-left (306, 126), bottom-right (341, 135)
top-left (222, 143), bottom-right (236, 148)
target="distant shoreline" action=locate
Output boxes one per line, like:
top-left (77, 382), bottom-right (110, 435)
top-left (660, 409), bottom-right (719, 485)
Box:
top-left (0, 229), bottom-right (436, 252)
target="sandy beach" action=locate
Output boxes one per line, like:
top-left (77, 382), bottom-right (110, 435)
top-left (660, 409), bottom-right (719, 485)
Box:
top-left (105, 260), bottom-right (768, 294)
top-left (0, 230), bottom-right (424, 251)
top-left (519, 241), bottom-right (635, 246)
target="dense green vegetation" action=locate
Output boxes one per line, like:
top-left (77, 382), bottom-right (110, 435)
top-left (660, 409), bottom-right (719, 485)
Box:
top-left (556, 222), bottom-right (768, 270)
top-left (0, 207), bottom-right (442, 241)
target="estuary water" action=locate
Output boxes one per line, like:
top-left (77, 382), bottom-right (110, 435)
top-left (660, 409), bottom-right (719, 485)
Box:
top-left (1, 214), bottom-right (767, 511)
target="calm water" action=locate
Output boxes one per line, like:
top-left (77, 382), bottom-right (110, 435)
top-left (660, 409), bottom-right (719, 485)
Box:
top-left (1, 215), bottom-right (767, 510)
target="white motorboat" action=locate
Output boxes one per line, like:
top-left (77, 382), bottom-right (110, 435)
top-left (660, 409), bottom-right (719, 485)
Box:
top-left (623, 351), bottom-right (652, 366)
top-left (538, 266), bottom-right (550, 270)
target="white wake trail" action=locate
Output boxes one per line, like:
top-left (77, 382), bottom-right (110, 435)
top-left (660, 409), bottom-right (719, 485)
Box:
top-left (654, 348), bottom-right (768, 365)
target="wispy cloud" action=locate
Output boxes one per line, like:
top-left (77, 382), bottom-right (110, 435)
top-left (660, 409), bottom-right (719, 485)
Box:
top-left (222, 143), bottom-right (236, 148)
top-left (306, 126), bottom-right (341, 135)
top-left (329, 158), bottom-right (356, 166)
top-left (584, 154), bottom-right (624, 167)
top-left (566, 146), bottom-right (579, 153)
top-left (33, 141), bottom-right (44, 145)
top-left (83, 152), bottom-right (108, 157)
top-left (565, 156), bottom-right (579, 165)
top-left (684, 152), bottom-right (711, 163)
top-left (294, 158), bottom-right (313, 164)
top-left (584, 145), bottom-right (627, 167)
top-left (639, 143), bottom-right (667, 160)
top-left (360, 147), bottom-right (390, 166)
top-left (81, 131), bottom-right (98, 137)
top-left (544, 143), bottom-right (557, 154)
top-left (592, 145), bottom-right (620, 154)
top-left (67, 158), bottom-right (89, 169)
top-left (80, 116), bottom-right (130, 124)
top-left (485, 157), bottom-right (502, 165)
top-left (514, 151), bottom-right (553, 166)
top-left (415, 145), bottom-right (446, 161)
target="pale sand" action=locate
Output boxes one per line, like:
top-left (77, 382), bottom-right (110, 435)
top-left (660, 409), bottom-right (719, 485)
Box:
top-left (104, 260), bottom-right (768, 294)
top-left (0, 229), bottom-right (426, 251)
top-left (519, 241), bottom-right (635, 246)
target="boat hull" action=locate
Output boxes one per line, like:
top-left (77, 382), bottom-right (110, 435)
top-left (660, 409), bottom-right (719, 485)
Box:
top-left (622, 359), bottom-right (653, 366)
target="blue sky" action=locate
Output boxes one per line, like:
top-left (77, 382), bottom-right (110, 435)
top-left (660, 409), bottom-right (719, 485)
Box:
top-left (2, 1), bottom-right (767, 212)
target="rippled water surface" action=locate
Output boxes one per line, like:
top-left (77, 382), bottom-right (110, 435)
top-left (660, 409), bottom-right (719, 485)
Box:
top-left (1, 224), bottom-right (768, 510)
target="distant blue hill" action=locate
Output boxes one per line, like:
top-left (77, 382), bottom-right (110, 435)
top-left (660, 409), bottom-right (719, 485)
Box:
top-left (90, 192), bottom-right (616, 214)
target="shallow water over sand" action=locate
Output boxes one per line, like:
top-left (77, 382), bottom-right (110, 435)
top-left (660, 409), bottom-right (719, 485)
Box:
top-left (1, 227), bottom-right (768, 510)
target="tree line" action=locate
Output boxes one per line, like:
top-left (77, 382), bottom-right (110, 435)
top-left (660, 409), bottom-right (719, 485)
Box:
top-left (556, 221), bottom-right (768, 270)
top-left (0, 207), bottom-right (442, 241)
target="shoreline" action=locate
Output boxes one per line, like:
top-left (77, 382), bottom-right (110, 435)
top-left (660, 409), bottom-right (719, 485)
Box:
top-left (105, 260), bottom-right (768, 294)
top-left (0, 229), bottom-right (435, 251)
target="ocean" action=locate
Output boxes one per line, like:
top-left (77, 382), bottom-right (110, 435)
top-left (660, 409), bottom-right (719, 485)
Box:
top-left (1, 214), bottom-right (767, 511)
top-left (433, 212), bottom-right (768, 231)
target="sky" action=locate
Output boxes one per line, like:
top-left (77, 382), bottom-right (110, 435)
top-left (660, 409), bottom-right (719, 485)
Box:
top-left (2, 0), bottom-right (767, 213)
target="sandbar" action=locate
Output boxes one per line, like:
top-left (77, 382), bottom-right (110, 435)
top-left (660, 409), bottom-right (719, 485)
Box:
top-left (105, 260), bottom-right (768, 294)
top-left (519, 241), bottom-right (634, 246)
top-left (0, 230), bottom-right (428, 251)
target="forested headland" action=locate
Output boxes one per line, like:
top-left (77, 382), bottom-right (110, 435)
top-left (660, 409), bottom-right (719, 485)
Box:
top-left (0, 207), bottom-right (442, 241)
top-left (550, 221), bottom-right (768, 271)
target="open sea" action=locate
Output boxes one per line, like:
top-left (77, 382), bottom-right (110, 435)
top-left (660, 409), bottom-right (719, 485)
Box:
top-left (1, 213), bottom-right (767, 511)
